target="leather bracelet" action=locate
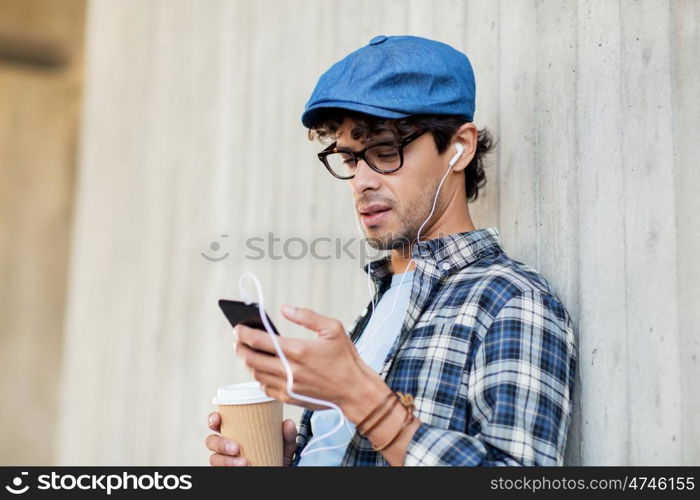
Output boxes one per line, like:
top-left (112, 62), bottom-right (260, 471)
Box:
top-left (396, 392), bottom-right (415, 413)
top-left (355, 390), bottom-right (394, 431)
top-left (371, 404), bottom-right (415, 452)
top-left (361, 393), bottom-right (400, 435)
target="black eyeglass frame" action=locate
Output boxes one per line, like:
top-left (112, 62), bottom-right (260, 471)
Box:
top-left (317, 129), bottom-right (428, 179)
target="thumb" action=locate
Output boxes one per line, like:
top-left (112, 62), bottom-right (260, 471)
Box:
top-left (282, 418), bottom-right (298, 465)
top-left (282, 305), bottom-right (344, 337)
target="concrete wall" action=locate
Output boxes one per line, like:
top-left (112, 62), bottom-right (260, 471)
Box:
top-left (56, 0), bottom-right (699, 465)
top-left (0, 0), bottom-right (86, 465)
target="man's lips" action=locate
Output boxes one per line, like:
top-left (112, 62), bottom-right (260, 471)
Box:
top-left (358, 203), bottom-right (391, 215)
top-left (358, 204), bottom-right (391, 226)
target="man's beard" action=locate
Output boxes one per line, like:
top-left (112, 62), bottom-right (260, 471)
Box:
top-left (362, 179), bottom-right (445, 251)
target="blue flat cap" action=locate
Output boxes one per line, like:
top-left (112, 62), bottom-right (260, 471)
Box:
top-left (301, 35), bottom-right (476, 128)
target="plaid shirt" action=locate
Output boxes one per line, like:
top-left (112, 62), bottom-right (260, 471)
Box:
top-left (291, 228), bottom-right (577, 466)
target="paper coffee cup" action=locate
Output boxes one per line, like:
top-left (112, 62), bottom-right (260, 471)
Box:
top-left (212, 382), bottom-right (283, 466)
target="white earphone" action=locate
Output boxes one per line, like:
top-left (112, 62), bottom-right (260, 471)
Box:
top-left (448, 143), bottom-right (464, 167)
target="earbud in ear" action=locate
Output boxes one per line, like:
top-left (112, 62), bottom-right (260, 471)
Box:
top-left (448, 143), bottom-right (464, 167)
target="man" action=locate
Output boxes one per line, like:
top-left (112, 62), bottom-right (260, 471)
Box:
top-left (206, 35), bottom-right (577, 466)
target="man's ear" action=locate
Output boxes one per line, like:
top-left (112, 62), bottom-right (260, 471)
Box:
top-left (451, 122), bottom-right (478, 172)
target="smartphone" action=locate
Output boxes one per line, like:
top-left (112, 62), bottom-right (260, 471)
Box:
top-left (218, 299), bottom-right (280, 335)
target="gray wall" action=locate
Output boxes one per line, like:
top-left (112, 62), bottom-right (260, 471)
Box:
top-left (0, 0), bottom-right (86, 465)
top-left (56, 0), bottom-right (699, 465)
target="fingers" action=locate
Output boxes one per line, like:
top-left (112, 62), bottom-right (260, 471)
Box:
top-left (205, 435), bottom-right (249, 466)
top-left (204, 428), bottom-right (250, 466)
top-left (235, 324), bottom-right (293, 356)
top-left (236, 326), bottom-right (309, 366)
top-left (234, 325), bottom-right (275, 355)
top-left (206, 421), bottom-right (293, 467)
top-left (281, 305), bottom-right (344, 336)
top-left (209, 453), bottom-right (249, 467)
top-left (282, 418), bottom-right (298, 466)
top-left (236, 342), bottom-right (286, 376)
top-left (205, 434), bottom-right (240, 456)
top-left (208, 412), bottom-right (221, 433)
top-left (254, 372), bottom-right (295, 404)
top-left (254, 370), bottom-right (285, 390)
top-left (282, 418), bottom-right (297, 444)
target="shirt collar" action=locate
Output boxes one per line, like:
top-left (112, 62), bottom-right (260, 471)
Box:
top-left (362, 227), bottom-right (503, 285)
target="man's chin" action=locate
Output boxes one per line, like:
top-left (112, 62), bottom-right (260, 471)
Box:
top-left (363, 230), bottom-right (413, 251)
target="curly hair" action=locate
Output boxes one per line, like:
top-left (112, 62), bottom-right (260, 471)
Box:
top-left (306, 109), bottom-right (496, 202)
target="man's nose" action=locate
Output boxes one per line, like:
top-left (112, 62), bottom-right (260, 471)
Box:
top-left (350, 158), bottom-right (382, 193)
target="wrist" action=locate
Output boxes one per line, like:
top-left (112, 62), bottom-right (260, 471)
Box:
top-left (363, 392), bottom-right (421, 465)
top-left (340, 370), bottom-right (391, 424)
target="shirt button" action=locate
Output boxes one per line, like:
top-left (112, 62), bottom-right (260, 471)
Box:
top-left (369, 35), bottom-right (388, 45)
top-left (441, 262), bottom-right (450, 270)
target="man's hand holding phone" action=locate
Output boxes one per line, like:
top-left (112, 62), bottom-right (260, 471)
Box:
top-left (233, 305), bottom-right (385, 420)
top-left (208, 300), bottom-right (389, 465)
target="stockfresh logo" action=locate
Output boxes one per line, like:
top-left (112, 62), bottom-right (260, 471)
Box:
top-left (4, 472), bottom-right (29, 495)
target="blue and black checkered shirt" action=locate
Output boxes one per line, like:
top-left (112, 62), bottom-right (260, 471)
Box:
top-left (292, 228), bottom-right (577, 466)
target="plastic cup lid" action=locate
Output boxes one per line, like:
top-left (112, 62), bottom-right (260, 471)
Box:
top-left (212, 381), bottom-right (275, 405)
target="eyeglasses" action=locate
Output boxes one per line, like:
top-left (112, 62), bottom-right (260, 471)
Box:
top-left (317, 129), bottom-right (428, 180)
